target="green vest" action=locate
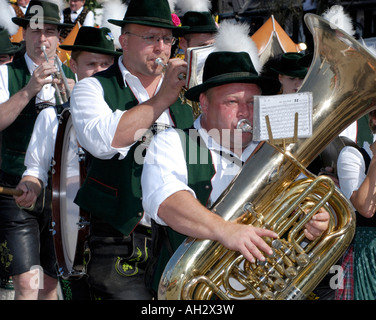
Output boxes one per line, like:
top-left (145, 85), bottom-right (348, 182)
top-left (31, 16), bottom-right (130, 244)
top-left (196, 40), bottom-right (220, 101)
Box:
top-left (150, 128), bottom-right (216, 293)
top-left (74, 63), bottom-right (194, 235)
top-left (356, 114), bottom-right (373, 148)
top-left (1, 56), bottom-right (75, 177)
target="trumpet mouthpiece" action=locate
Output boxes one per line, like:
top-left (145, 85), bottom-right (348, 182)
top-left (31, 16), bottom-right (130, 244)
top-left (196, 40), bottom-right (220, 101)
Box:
top-left (155, 57), bottom-right (167, 67)
top-left (41, 45), bottom-right (49, 61)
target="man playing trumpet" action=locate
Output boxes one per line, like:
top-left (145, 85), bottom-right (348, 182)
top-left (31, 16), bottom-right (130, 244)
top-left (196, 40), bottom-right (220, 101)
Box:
top-left (0, 1), bottom-right (75, 300)
top-left (69, 0), bottom-right (193, 300)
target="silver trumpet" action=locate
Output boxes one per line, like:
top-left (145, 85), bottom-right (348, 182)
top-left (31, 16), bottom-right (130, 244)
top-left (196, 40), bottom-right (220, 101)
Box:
top-left (155, 57), bottom-right (186, 80)
top-left (41, 45), bottom-right (70, 105)
top-left (155, 57), bottom-right (201, 118)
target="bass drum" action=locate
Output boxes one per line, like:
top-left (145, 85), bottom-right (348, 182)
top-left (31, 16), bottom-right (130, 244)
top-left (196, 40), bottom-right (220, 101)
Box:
top-left (52, 108), bottom-right (89, 280)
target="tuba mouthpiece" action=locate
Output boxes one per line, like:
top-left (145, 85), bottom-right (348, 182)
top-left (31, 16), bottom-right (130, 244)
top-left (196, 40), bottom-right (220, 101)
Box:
top-left (236, 119), bottom-right (253, 133)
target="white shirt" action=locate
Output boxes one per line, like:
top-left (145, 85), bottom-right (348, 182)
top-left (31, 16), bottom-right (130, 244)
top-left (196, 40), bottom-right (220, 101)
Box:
top-left (23, 107), bottom-right (58, 187)
top-left (60, 7), bottom-right (95, 27)
top-left (141, 116), bottom-right (259, 226)
top-left (70, 56), bottom-right (173, 160)
top-left (340, 121), bottom-right (357, 143)
top-left (337, 137), bottom-right (375, 200)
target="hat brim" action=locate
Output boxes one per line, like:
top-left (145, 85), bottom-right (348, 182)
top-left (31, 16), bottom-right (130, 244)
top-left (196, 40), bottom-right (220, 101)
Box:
top-left (174, 26), bottom-right (218, 37)
top-left (185, 72), bottom-right (281, 101)
top-left (108, 18), bottom-right (189, 32)
top-left (12, 17), bottom-right (74, 29)
top-left (0, 42), bottom-right (23, 55)
top-left (270, 67), bottom-right (307, 79)
top-left (59, 44), bottom-right (122, 57)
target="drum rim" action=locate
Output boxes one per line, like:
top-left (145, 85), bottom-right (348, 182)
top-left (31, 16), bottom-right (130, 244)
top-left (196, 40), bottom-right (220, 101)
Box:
top-left (51, 108), bottom-right (89, 279)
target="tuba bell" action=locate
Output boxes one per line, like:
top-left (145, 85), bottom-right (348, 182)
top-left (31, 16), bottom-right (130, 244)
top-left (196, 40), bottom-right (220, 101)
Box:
top-left (158, 13), bottom-right (376, 300)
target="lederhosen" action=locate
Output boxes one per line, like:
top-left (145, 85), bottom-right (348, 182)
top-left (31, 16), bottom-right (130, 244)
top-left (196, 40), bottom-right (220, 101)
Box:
top-left (60, 7), bottom-right (90, 39)
top-left (145, 128), bottom-right (216, 296)
top-left (0, 56), bottom-right (75, 278)
top-left (73, 63), bottom-right (193, 299)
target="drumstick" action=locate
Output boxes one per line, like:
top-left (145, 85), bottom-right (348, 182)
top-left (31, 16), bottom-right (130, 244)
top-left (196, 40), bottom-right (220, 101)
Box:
top-left (0, 186), bottom-right (23, 196)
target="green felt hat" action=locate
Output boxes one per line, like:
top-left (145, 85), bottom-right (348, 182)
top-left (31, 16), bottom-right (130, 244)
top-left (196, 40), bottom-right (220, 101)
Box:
top-left (108, 0), bottom-right (186, 32)
top-left (175, 11), bottom-right (218, 37)
top-left (185, 51), bottom-right (281, 101)
top-left (271, 52), bottom-right (308, 78)
top-left (297, 52), bottom-right (313, 68)
top-left (0, 29), bottom-right (22, 55)
top-left (59, 27), bottom-right (121, 56)
top-left (12, 0), bottom-right (73, 29)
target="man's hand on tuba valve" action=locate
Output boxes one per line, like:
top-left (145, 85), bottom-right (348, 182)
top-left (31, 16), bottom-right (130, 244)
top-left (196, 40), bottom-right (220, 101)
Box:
top-left (216, 222), bottom-right (279, 264)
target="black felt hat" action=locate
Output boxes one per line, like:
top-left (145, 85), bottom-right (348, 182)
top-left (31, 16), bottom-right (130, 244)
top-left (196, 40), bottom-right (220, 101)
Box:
top-left (108, 0), bottom-right (187, 32)
top-left (0, 29), bottom-right (22, 55)
top-left (12, 0), bottom-right (73, 29)
top-left (185, 51), bottom-right (281, 101)
top-left (60, 27), bottom-right (121, 56)
top-left (271, 52), bottom-right (308, 78)
top-left (175, 11), bottom-right (218, 37)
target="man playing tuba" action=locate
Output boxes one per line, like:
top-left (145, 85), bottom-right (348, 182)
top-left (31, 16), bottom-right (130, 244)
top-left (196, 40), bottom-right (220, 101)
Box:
top-left (141, 50), bottom-right (331, 298)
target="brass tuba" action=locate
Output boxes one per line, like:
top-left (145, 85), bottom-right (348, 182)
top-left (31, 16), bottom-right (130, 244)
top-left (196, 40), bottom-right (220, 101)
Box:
top-left (158, 13), bottom-right (376, 300)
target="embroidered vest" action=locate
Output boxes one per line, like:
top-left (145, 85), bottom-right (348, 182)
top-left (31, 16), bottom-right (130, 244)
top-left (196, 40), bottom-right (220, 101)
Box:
top-left (60, 7), bottom-right (90, 39)
top-left (11, 4), bottom-right (25, 18)
top-left (73, 63), bottom-right (194, 235)
top-left (1, 57), bottom-right (75, 177)
top-left (150, 128), bottom-right (216, 292)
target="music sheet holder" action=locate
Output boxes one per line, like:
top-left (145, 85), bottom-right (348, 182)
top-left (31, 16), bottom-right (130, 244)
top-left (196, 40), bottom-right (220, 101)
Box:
top-left (252, 92), bottom-right (313, 151)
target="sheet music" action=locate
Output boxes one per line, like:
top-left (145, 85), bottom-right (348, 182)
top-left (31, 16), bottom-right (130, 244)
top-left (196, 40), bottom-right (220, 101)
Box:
top-left (186, 44), bottom-right (215, 89)
top-left (253, 92), bottom-right (313, 141)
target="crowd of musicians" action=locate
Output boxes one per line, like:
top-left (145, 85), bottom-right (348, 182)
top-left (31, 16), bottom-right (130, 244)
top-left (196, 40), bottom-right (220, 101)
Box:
top-left (0, 0), bottom-right (375, 300)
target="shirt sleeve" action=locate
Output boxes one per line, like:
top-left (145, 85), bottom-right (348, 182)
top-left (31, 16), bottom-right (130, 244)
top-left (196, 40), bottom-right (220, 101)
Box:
top-left (23, 107), bottom-right (58, 187)
top-left (70, 77), bottom-right (133, 160)
top-left (0, 65), bottom-right (9, 104)
top-left (337, 146), bottom-right (366, 200)
top-left (83, 10), bottom-right (95, 26)
top-left (141, 128), bottom-right (196, 226)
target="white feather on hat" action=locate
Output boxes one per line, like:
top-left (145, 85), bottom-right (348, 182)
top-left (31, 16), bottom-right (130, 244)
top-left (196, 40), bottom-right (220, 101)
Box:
top-left (167, 0), bottom-right (178, 12)
top-left (322, 5), bottom-right (355, 36)
top-left (213, 20), bottom-right (261, 73)
top-left (100, 0), bottom-right (128, 49)
top-left (174, 0), bottom-right (212, 15)
top-left (0, 0), bottom-right (19, 35)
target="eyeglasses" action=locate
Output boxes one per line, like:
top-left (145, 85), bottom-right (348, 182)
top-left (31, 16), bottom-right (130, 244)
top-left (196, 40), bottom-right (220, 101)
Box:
top-left (124, 32), bottom-right (176, 46)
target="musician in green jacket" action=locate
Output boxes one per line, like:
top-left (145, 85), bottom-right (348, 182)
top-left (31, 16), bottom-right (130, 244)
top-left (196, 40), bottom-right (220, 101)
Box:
top-left (141, 51), bottom-right (331, 298)
top-left (0, 1), bottom-right (75, 300)
top-left (70, 0), bottom-right (193, 299)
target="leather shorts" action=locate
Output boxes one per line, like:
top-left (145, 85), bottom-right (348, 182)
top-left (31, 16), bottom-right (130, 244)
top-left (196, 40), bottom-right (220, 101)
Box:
top-left (0, 170), bottom-right (57, 278)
